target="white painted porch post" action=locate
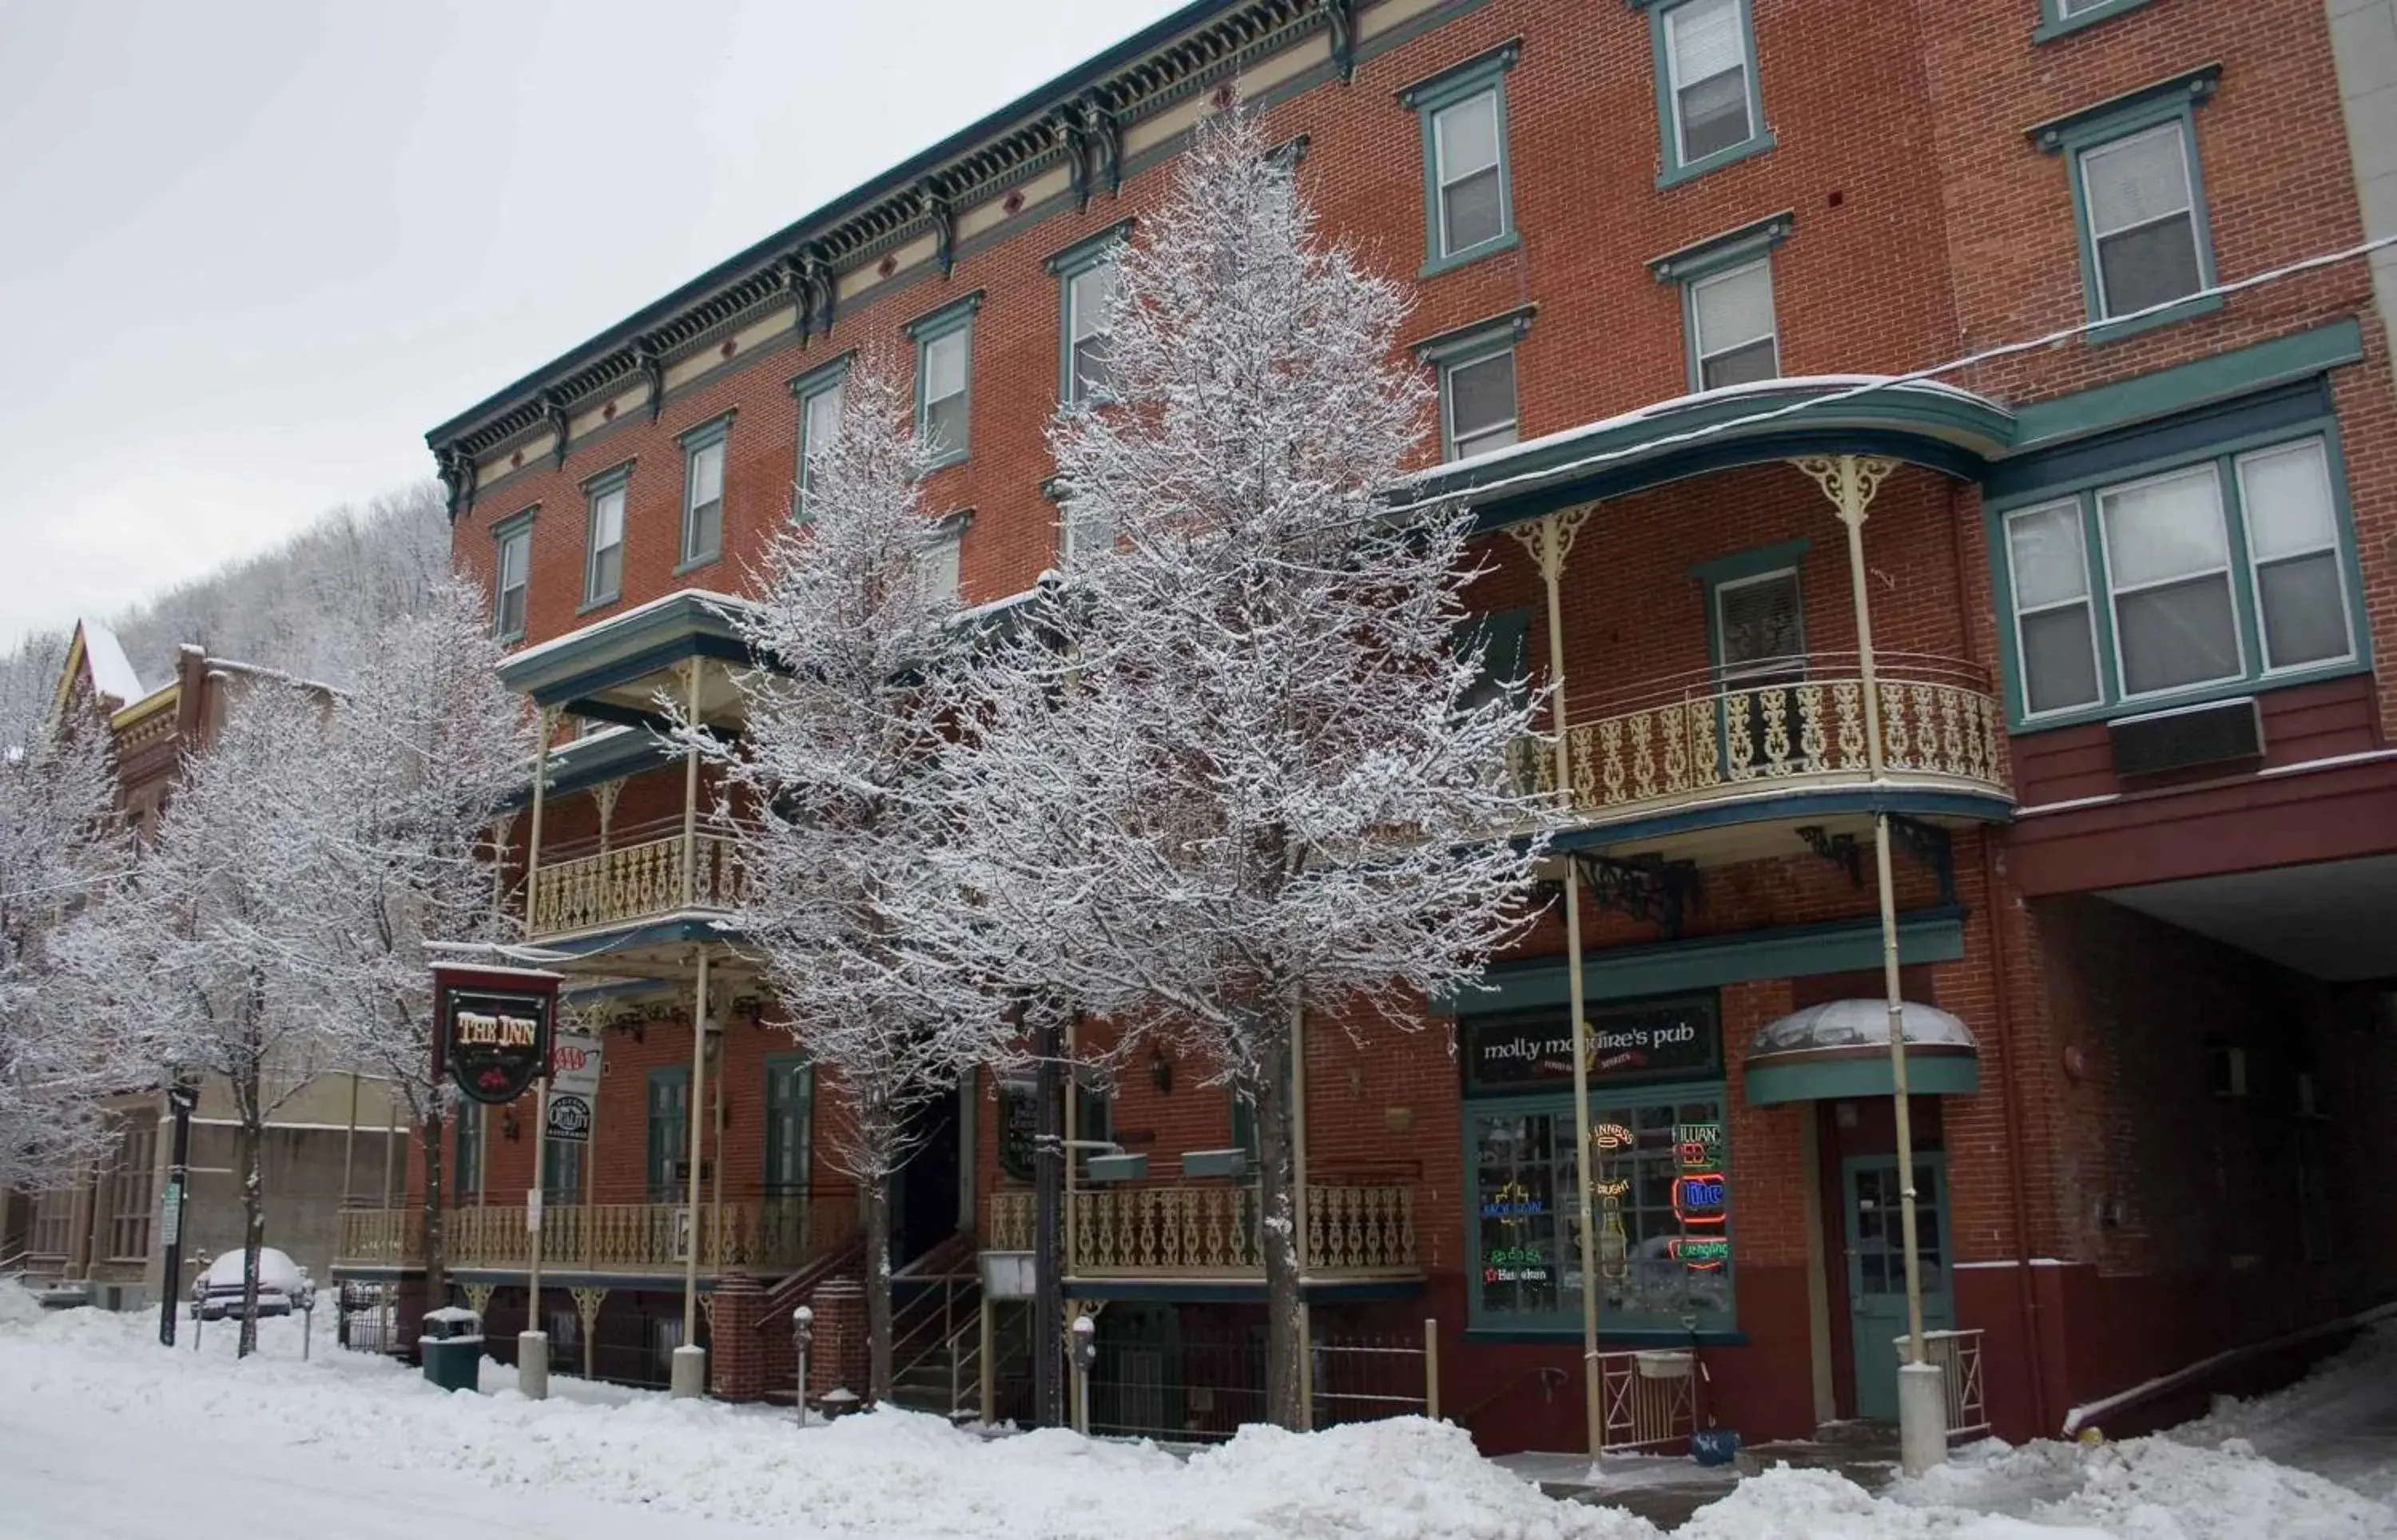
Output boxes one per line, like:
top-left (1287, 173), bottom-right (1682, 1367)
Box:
top-left (1795, 453), bottom-right (1946, 1472)
top-left (524, 707), bottom-right (557, 939)
top-left (1511, 507), bottom-right (1603, 1462)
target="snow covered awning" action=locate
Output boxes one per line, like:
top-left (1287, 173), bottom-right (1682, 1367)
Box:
top-left (1743, 998), bottom-right (1978, 1105)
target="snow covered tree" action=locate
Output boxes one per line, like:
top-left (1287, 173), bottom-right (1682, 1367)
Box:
top-left (0, 643), bottom-right (131, 1191)
top-left (942, 107), bottom-right (1552, 1427)
top-left (54, 677), bottom-right (336, 1355)
top-left (300, 577), bottom-right (527, 1314)
top-left (688, 364), bottom-right (1012, 1404)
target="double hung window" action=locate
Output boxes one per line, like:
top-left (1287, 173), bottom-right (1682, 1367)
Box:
top-left (1650, 0), bottom-right (1771, 184)
top-left (1686, 258), bottom-right (1778, 390)
top-left (493, 516), bottom-right (531, 641)
top-left (1443, 347), bottom-right (1519, 461)
top-left (583, 474), bottom-right (626, 607)
top-left (680, 422), bottom-right (726, 567)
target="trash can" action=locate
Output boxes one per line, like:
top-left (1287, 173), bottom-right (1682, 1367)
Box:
top-left (420, 1306), bottom-right (483, 1393)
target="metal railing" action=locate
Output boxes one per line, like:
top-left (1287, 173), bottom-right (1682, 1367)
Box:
top-left (1898, 1328), bottom-right (1990, 1441)
top-left (1596, 1349), bottom-right (1699, 1455)
top-left (985, 1181), bottom-right (1417, 1278)
top-left (526, 829), bottom-right (744, 939)
top-left (335, 1195), bottom-right (853, 1275)
top-left (890, 1266), bottom-right (982, 1420)
top-left (1514, 654), bottom-right (2008, 824)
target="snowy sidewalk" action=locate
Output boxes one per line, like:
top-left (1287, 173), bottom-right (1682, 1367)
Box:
top-left (3, 1289), bottom-right (2394, 1539)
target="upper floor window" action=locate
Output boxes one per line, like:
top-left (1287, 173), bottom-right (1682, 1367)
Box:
top-left (1064, 259), bottom-right (1115, 406)
top-left (920, 514), bottom-right (965, 605)
top-left (1400, 41), bottom-right (1520, 276)
top-left (908, 293), bottom-right (981, 468)
top-left (2034, 0), bottom-right (2159, 43)
top-left (583, 471), bottom-right (627, 609)
top-left (679, 417), bottom-right (728, 569)
top-left (1444, 347), bottom-right (1519, 461)
top-left (790, 355), bottom-right (850, 523)
top-left (1687, 257), bottom-right (1779, 391)
top-left (1998, 435), bottom-right (2359, 724)
top-left (492, 514), bottom-right (532, 641)
top-left (2031, 65), bottom-right (2220, 335)
top-left (1648, 0), bottom-right (1771, 185)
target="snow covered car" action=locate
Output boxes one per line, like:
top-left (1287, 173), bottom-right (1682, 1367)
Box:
top-left (191, 1248), bottom-right (315, 1321)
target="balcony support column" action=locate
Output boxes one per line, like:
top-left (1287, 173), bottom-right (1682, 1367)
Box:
top-left (523, 706), bottom-right (559, 939)
top-left (1508, 505), bottom-right (1602, 1463)
top-left (681, 660), bottom-right (704, 908)
top-left (1795, 454), bottom-right (1946, 1469)
top-left (677, 945), bottom-right (712, 1397)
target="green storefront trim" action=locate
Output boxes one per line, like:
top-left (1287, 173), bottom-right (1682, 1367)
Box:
top-left (1745, 1050), bottom-right (1980, 1106)
top-left (1436, 905), bottom-right (1966, 1015)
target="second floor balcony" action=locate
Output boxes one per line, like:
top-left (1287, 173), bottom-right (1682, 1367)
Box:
top-left (986, 1178), bottom-right (1419, 1282)
top-left (1517, 653), bottom-right (2010, 837)
top-left (527, 820), bottom-right (745, 942)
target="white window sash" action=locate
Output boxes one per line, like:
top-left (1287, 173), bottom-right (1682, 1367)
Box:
top-left (1689, 259), bottom-right (1777, 374)
top-left (1711, 566), bottom-right (1804, 685)
top-left (2095, 465), bottom-right (2244, 701)
top-left (1433, 89), bottom-right (1505, 257)
top-left (2002, 499), bottom-right (2103, 718)
top-left (1664, 0), bottom-right (1751, 163)
top-left (2236, 440), bottom-right (2355, 674)
top-left (2080, 122), bottom-right (2198, 319)
top-left (1442, 348), bottom-right (1517, 461)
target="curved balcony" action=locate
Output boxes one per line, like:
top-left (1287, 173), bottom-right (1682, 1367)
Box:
top-left (527, 823), bottom-right (745, 941)
top-left (986, 1180), bottom-right (1418, 1281)
top-left (1514, 654), bottom-right (2011, 835)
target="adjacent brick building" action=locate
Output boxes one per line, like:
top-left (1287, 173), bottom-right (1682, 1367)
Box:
top-left (349, 0), bottom-right (2397, 1453)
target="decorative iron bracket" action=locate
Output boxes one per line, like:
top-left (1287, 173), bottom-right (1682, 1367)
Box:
top-left (1572, 851), bottom-right (1701, 940)
top-left (1886, 815), bottom-right (1955, 906)
top-left (1795, 825), bottom-right (1863, 887)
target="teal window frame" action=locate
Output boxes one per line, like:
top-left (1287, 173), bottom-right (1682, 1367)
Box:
top-left (543, 1131), bottom-right (582, 1204)
top-left (491, 509), bottom-right (534, 643)
top-left (1986, 420), bottom-right (2371, 732)
top-left (1417, 306), bottom-right (1534, 462)
top-left (646, 1066), bottom-right (690, 1203)
top-left (1398, 40), bottom-right (1523, 278)
top-left (763, 1054), bottom-right (813, 1197)
top-left (908, 292), bottom-right (982, 470)
top-left (1636, 0), bottom-right (1774, 189)
top-left (2033, 0), bottom-right (2157, 44)
top-left (1691, 538), bottom-right (1810, 677)
top-left (1047, 222), bottom-right (1130, 408)
top-left (789, 352), bottom-right (853, 523)
top-left (675, 413), bottom-right (731, 573)
top-left (1654, 213), bottom-right (1793, 393)
top-left (580, 462), bottom-right (630, 612)
top-left (1461, 1077), bottom-right (1737, 1336)
top-left (2031, 66), bottom-right (2222, 343)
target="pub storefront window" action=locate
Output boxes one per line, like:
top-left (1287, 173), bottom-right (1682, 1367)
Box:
top-left (1461, 994), bottom-right (1735, 1335)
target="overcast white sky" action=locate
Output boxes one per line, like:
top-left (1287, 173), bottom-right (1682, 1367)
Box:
top-left (0, 0), bottom-right (1185, 646)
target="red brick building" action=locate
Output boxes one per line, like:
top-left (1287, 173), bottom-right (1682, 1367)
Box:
top-left (349, 0), bottom-right (2397, 1454)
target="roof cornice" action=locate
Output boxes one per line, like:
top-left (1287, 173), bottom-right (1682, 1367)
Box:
top-left (427, 0), bottom-right (1326, 518)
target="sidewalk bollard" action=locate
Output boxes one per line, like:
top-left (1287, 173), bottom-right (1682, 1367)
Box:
top-left (1070, 1315), bottom-right (1096, 1437)
top-left (793, 1305), bottom-right (813, 1426)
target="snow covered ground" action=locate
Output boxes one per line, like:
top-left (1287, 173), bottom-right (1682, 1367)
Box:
top-left (3, 1284), bottom-right (2393, 1539)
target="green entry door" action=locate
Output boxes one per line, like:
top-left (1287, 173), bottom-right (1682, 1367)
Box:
top-left (1843, 1154), bottom-right (1954, 1422)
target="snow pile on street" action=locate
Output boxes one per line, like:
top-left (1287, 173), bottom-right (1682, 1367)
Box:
top-left (8, 1299), bottom-right (2397, 1538)
top-left (0, 1303), bottom-right (1644, 1540)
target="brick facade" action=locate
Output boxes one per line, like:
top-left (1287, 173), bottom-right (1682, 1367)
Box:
top-left (407, 0), bottom-right (2397, 1454)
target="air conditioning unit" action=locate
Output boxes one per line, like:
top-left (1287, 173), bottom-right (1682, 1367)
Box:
top-left (2109, 697), bottom-right (2263, 780)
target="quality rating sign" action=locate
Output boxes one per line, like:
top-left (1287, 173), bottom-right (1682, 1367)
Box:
top-left (546, 1028), bottom-right (602, 1145)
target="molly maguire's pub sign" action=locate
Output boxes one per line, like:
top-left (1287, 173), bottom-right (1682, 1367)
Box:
top-left (433, 966), bottom-right (561, 1106)
top-left (1463, 994), bottom-right (1720, 1093)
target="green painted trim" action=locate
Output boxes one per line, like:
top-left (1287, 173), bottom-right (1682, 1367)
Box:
top-left (1465, 1327), bottom-right (1751, 1347)
top-left (2033, 65), bottom-right (2222, 333)
top-left (790, 353), bottom-right (854, 525)
top-left (645, 1065), bottom-right (691, 1198)
top-left (1043, 219), bottom-right (1135, 276)
top-left (911, 296), bottom-right (978, 468)
top-left (1747, 1053), bottom-right (1978, 1105)
top-left (1435, 335), bottom-right (1523, 460)
top-left (678, 415), bottom-right (729, 569)
top-left (2026, 62), bottom-right (2221, 153)
top-left (1397, 379), bottom-right (2015, 522)
top-left (1648, 0), bottom-right (1772, 188)
top-left (1054, 227), bottom-right (1126, 407)
top-left (578, 458), bottom-right (634, 494)
top-left (1686, 537), bottom-right (1808, 586)
top-left (1461, 1076), bottom-right (1738, 1335)
top-left (2009, 320), bottom-right (2363, 450)
top-left (490, 510), bottom-right (535, 644)
top-left (1413, 304), bottom-right (1537, 366)
top-left (1649, 209), bottom-right (1794, 283)
top-left (762, 1052), bottom-right (813, 1195)
top-left (1437, 907), bottom-right (1966, 1014)
top-left (1986, 417), bottom-right (2373, 730)
top-left (2033, 0), bottom-right (2158, 43)
top-left (582, 472), bottom-right (628, 609)
top-left (495, 589), bottom-right (757, 700)
top-left (1409, 39), bottom-right (1521, 276)
top-left (674, 410), bottom-right (734, 449)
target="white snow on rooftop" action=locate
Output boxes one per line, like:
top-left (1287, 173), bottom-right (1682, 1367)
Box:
top-left (78, 620), bottom-right (144, 705)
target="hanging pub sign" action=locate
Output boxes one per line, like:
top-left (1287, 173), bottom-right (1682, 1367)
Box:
top-left (431, 965), bottom-right (562, 1107)
top-left (1461, 995), bottom-right (1720, 1093)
